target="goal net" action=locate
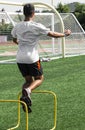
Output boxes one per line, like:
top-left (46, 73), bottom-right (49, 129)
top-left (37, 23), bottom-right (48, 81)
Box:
top-left (60, 13), bottom-right (85, 57)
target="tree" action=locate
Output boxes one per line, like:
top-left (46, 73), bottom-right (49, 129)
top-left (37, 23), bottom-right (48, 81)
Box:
top-left (57, 2), bottom-right (70, 13)
top-left (0, 23), bottom-right (13, 40)
top-left (74, 3), bottom-right (85, 30)
top-left (75, 3), bottom-right (85, 13)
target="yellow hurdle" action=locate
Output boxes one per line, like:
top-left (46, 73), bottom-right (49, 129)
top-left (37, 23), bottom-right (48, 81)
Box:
top-left (0, 90), bottom-right (57, 130)
top-left (0, 99), bottom-right (28, 130)
top-left (32, 90), bottom-right (57, 130)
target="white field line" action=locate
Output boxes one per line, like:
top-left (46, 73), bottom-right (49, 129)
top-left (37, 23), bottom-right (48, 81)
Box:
top-left (0, 58), bottom-right (16, 63)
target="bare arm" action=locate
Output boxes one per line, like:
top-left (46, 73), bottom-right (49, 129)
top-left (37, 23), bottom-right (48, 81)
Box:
top-left (47, 29), bottom-right (71, 38)
top-left (13, 38), bottom-right (18, 45)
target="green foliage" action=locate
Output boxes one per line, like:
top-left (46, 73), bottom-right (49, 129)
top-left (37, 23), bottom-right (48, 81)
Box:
top-left (42, 9), bottom-right (54, 13)
top-left (0, 24), bottom-right (9, 34)
top-left (57, 2), bottom-right (70, 13)
top-left (75, 3), bottom-right (85, 13)
top-left (74, 3), bottom-right (85, 30)
top-left (0, 23), bottom-right (13, 40)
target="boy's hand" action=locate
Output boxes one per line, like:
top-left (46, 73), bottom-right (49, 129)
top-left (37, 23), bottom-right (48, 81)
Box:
top-left (64, 29), bottom-right (71, 36)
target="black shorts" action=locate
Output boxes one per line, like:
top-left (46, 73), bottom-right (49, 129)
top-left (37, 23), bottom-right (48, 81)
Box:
top-left (17, 60), bottom-right (43, 77)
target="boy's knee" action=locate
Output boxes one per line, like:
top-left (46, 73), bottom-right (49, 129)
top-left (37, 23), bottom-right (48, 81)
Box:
top-left (35, 75), bottom-right (44, 82)
top-left (34, 75), bottom-right (44, 80)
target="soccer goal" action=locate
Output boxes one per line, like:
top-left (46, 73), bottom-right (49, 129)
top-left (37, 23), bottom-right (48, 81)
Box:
top-left (0, 1), bottom-right (65, 63)
top-left (0, 1), bottom-right (85, 64)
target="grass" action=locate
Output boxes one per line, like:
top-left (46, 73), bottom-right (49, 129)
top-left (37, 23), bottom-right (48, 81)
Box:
top-left (0, 55), bottom-right (85, 130)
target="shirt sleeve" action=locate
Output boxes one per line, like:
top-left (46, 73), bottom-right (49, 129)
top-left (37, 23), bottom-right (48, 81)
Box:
top-left (11, 26), bottom-right (17, 38)
top-left (38, 23), bottom-right (50, 35)
top-left (33, 23), bottom-right (50, 35)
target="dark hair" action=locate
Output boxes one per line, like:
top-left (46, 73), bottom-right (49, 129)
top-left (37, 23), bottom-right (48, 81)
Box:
top-left (23, 3), bottom-right (35, 17)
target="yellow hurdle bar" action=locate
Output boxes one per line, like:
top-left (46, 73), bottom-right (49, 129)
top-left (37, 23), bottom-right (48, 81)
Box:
top-left (0, 99), bottom-right (28, 130)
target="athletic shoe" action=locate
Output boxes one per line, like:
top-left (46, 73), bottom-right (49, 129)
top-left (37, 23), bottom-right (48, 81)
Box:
top-left (20, 88), bottom-right (32, 113)
top-left (22, 88), bottom-right (32, 104)
top-left (20, 96), bottom-right (32, 113)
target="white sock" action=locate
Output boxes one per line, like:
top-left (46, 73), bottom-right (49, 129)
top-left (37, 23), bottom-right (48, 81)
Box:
top-left (25, 88), bottom-right (31, 96)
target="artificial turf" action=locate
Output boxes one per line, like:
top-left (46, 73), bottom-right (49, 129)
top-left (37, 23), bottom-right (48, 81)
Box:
top-left (0, 55), bottom-right (85, 130)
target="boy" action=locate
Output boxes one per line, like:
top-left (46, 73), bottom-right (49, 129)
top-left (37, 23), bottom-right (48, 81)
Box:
top-left (11, 3), bottom-right (71, 113)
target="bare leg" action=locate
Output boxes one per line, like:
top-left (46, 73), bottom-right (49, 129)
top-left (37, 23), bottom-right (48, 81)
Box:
top-left (22, 75), bottom-right (34, 90)
top-left (28, 75), bottom-right (44, 92)
top-left (20, 75), bottom-right (34, 113)
top-left (22, 75), bottom-right (44, 97)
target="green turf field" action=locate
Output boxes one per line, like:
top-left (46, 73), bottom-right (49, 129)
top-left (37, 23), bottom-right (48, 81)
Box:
top-left (0, 55), bottom-right (85, 130)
